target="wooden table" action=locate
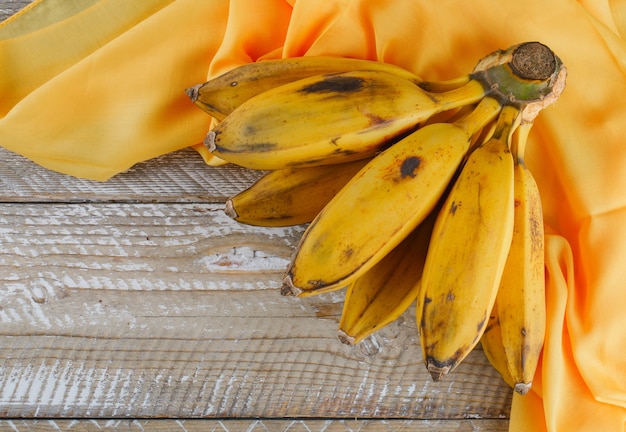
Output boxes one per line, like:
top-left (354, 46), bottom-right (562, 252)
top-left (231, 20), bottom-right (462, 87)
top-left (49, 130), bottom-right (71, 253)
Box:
top-left (0, 1), bottom-right (513, 430)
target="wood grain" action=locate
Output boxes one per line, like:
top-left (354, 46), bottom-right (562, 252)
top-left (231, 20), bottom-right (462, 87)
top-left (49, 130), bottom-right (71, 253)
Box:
top-left (0, 419), bottom-right (511, 431)
top-left (0, 0), bottom-right (30, 21)
top-left (0, 203), bottom-right (512, 420)
top-left (0, 1), bottom-right (514, 430)
top-left (0, 148), bottom-right (262, 203)
top-left (0, 202), bottom-right (302, 292)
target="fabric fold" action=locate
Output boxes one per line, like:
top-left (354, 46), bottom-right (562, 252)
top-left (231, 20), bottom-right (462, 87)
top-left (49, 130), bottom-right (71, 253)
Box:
top-left (0, 0), bottom-right (227, 179)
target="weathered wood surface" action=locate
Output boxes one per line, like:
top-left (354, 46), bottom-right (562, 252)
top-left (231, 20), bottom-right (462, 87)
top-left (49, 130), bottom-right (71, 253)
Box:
top-left (0, 419), bottom-right (511, 431)
top-left (0, 152), bottom-right (513, 429)
top-left (0, 0), bottom-right (29, 21)
top-left (0, 1), bottom-right (513, 430)
top-left (0, 148), bottom-right (262, 203)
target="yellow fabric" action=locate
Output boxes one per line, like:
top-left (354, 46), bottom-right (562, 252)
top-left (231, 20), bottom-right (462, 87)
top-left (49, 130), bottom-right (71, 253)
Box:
top-left (1, 1), bottom-right (626, 430)
top-left (0, 0), bottom-right (228, 179)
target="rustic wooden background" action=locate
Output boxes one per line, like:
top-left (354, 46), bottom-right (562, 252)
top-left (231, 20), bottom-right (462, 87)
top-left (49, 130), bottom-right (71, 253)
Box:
top-left (0, 1), bottom-right (513, 430)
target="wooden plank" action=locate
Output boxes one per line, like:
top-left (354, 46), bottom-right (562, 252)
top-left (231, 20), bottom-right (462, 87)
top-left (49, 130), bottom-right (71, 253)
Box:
top-left (0, 147), bottom-right (262, 203)
top-left (0, 203), bottom-right (302, 291)
top-left (0, 307), bottom-right (512, 419)
top-left (0, 419), bottom-right (510, 431)
top-left (0, 0), bottom-right (30, 21)
top-left (0, 203), bottom-right (513, 419)
top-left (0, 1), bottom-right (515, 428)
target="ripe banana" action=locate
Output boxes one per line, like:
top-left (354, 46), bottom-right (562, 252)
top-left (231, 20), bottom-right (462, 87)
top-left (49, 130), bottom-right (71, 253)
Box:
top-left (225, 158), bottom-right (370, 227)
top-left (282, 96), bottom-right (502, 296)
top-left (205, 70), bottom-right (488, 170)
top-left (416, 104), bottom-right (520, 382)
top-left (187, 56), bottom-right (471, 121)
top-left (481, 301), bottom-right (517, 389)
top-left (338, 209), bottom-right (436, 345)
top-left (187, 57), bottom-right (417, 121)
top-left (480, 121), bottom-right (546, 395)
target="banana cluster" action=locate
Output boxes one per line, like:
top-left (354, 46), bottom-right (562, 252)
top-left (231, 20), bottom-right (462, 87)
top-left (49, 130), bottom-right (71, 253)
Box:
top-left (187, 42), bottom-right (567, 395)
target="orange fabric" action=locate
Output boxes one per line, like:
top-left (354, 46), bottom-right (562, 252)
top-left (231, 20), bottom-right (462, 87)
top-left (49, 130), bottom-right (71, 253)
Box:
top-left (1, 1), bottom-right (625, 430)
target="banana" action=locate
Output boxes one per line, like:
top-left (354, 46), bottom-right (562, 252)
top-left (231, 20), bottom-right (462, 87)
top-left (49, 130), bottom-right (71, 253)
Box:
top-left (480, 121), bottom-right (546, 395)
top-left (186, 56), bottom-right (470, 120)
top-left (205, 70), bottom-right (488, 170)
top-left (282, 96), bottom-right (502, 296)
top-left (480, 301), bottom-right (515, 388)
top-left (226, 158), bottom-right (370, 227)
top-left (481, 301), bottom-right (517, 389)
top-left (337, 209), bottom-right (436, 345)
top-left (416, 104), bottom-right (520, 382)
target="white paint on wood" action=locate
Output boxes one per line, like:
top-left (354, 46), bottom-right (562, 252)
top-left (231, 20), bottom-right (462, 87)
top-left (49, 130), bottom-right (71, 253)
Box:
top-left (0, 2), bottom-right (513, 424)
top-left (0, 147), bottom-right (263, 203)
top-left (0, 201), bottom-right (509, 420)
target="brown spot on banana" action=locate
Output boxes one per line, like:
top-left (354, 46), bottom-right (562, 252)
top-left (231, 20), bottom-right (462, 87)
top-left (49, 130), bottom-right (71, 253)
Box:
top-left (299, 75), bottom-right (365, 94)
top-left (400, 156), bottom-right (421, 178)
top-left (207, 134), bottom-right (278, 155)
top-left (364, 112), bottom-right (389, 127)
top-left (449, 200), bottom-right (460, 215)
top-left (484, 314), bottom-right (499, 333)
top-left (475, 316), bottom-right (488, 344)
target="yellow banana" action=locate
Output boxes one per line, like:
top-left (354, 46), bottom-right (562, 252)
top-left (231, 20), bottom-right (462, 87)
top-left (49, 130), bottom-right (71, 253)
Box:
top-left (187, 56), bottom-right (470, 120)
top-left (225, 159), bottom-right (370, 227)
top-left (205, 70), bottom-right (488, 170)
top-left (480, 121), bottom-right (546, 395)
top-left (282, 96), bottom-right (502, 296)
top-left (416, 104), bottom-right (520, 382)
top-left (481, 301), bottom-right (517, 389)
top-left (337, 209), bottom-right (436, 345)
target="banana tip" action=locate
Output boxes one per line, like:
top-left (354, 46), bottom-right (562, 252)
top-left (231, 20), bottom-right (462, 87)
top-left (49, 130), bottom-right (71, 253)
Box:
top-left (224, 200), bottom-right (238, 219)
top-left (514, 382), bottom-right (532, 395)
top-left (279, 284), bottom-right (295, 296)
top-left (203, 131), bottom-right (217, 152)
top-left (281, 275), bottom-right (303, 296)
top-left (427, 362), bottom-right (451, 382)
top-left (337, 330), bottom-right (356, 345)
top-left (185, 84), bottom-right (201, 102)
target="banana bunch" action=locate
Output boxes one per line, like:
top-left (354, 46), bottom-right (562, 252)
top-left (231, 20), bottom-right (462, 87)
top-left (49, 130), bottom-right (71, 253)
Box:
top-left (188, 42), bottom-right (567, 394)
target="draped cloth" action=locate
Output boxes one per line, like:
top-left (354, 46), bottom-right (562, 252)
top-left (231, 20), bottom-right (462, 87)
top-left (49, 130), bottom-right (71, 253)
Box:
top-left (1, 1), bottom-right (625, 430)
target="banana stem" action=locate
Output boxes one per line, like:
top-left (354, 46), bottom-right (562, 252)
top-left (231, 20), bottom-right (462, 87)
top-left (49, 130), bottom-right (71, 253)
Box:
top-left (419, 75), bottom-right (472, 93)
top-left (453, 96), bottom-right (502, 137)
top-left (491, 105), bottom-right (522, 144)
top-left (428, 79), bottom-right (487, 112)
top-left (510, 121), bottom-right (534, 165)
top-left (471, 41), bottom-right (567, 109)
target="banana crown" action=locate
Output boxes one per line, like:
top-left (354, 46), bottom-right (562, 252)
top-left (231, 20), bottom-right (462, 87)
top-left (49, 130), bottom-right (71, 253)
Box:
top-left (471, 41), bottom-right (566, 109)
